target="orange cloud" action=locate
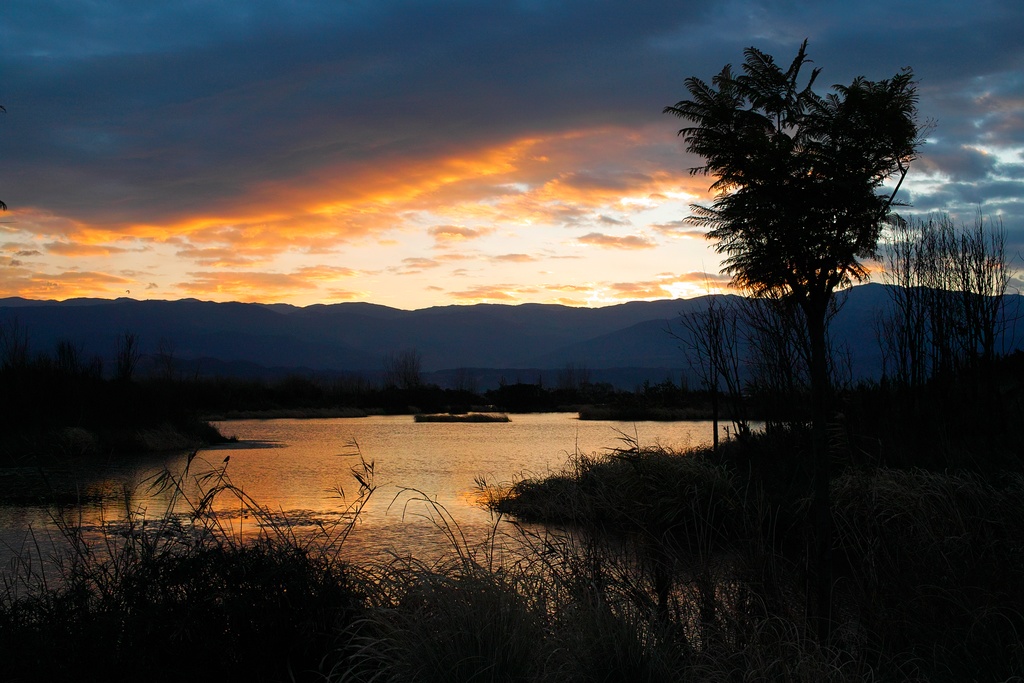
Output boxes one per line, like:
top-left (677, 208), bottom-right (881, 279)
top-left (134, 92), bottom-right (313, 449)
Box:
top-left (294, 265), bottom-right (359, 281)
top-left (325, 288), bottom-right (363, 301)
top-left (1, 242), bottom-right (43, 258)
top-left (0, 267), bottom-right (135, 300)
top-left (45, 242), bottom-right (132, 257)
top-left (672, 271), bottom-right (734, 285)
top-left (52, 270), bottom-right (133, 285)
top-left (492, 253), bottom-right (536, 262)
top-left (544, 283), bottom-right (593, 293)
top-left (175, 246), bottom-right (264, 267)
top-left (607, 280), bottom-right (673, 299)
top-left (446, 281), bottom-right (623, 306)
top-left (539, 283), bottom-right (593, 305)
top-left (5, 124), bottom-right (720, 305)
top-left (175, 271), bottom-right (317, 301)
top-left (4, 208), bottom-right (88, 240)
top-left (578, 232), bottom-right (657, 249)
top-left (447, 284), bottom-right (540, 302)
top-left (19, 125), bottom-right (707, 249)
top-left (74, 132), bottom-right (670, 244)
top-left (596, 271), bottom-right (737, 301)
top-left (19, 136), bottom-right (536, 261)
top-left (428, 225), bottom-right (494, 242)
top-left (436, 253), bottom-right (473, 262)
top-left (395, 257), bottom-right (441, 274)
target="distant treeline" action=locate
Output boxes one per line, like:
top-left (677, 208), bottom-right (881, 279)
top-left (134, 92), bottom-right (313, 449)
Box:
top-left (0, 326), bottom-right (228, 461)
top-left (0, 314), bottom-right (712, 462)
top-left (4, 308), bottom-right (1022, 471)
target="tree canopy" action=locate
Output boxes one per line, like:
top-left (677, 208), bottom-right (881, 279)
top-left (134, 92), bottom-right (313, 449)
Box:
top-left (664, 40), bottom-right (920, 318)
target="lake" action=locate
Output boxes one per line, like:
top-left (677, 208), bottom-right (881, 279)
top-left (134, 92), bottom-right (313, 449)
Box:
top-left (0, 413), bottom-right (724, 569)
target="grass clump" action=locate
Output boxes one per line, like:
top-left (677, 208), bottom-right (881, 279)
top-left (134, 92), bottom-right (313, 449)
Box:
top-left (488, 439), bottom-right (741, 551)
top-left (331, 529), bottom-right (700, 682)
top-left (338, 561), bottom-right (548, 683)
top-left (484, 432), bottom-right (1024, 682)
top-left (831, 468), bottom-right (1024, 681)
top-left (2, 540), bottom-right (361, 682)
top-left (0, 447), bottom-right (375, 683)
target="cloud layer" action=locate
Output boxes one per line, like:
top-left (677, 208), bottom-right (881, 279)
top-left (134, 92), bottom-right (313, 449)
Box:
top-left (2, 0), bottom-right (1022, 307)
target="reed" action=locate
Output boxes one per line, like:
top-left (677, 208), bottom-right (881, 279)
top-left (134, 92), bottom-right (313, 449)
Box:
top-left (488, 438), bottom-right (741, 552)
top-left (0, 445), bottom-right (376, 683)
top-left (831, 468), bottom-right (1024, 681)
top-left (485, 438), bottom-right (1024, 681)
top-left (337, 560), bottom-right (548, 682)
top-left (5, 436), bottom-right (1023, 681)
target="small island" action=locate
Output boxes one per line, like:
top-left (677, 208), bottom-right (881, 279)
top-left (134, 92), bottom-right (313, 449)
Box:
top-left (413, 412), bottom-right (510, 423)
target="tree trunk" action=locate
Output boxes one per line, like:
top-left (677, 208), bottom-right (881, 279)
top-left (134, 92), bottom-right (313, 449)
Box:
top-left (711, 380), bottom-right (720, 453)
top-left (805, 303), bottom-right (833, 641)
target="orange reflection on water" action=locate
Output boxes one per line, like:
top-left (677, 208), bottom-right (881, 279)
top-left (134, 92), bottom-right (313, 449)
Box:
top-left (1, 415), bottom-right (723, 569)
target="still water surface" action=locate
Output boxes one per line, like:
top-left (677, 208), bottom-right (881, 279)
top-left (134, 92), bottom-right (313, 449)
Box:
top-left (0, 414), bottom-right (720, 567)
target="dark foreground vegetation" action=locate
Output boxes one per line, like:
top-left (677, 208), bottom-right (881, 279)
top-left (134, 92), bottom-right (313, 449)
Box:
top-left (3, 372), bottom-right (1023, 682)
top-left (0, 346), bottom-right (1021, 682)
top-left (487, 442), bottom-right (1024, 682)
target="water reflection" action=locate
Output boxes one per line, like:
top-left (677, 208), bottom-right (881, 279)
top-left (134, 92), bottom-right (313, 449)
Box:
top-left (0, 414), bottom-right (722, 568)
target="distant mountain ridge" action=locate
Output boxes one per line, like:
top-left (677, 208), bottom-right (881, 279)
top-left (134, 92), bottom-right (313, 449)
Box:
top-left (1, 285), bottom-right (1020, 389)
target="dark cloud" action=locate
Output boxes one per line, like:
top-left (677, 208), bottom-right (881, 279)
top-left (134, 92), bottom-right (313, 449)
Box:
top-left (560, 171), bottom-right (655, 193)
top-left (3, 0), bottom-right (709, 222)
top-left (916, 142), bottom-right (999, 183)
top-left (912, 180), bottom-right (1024, 211)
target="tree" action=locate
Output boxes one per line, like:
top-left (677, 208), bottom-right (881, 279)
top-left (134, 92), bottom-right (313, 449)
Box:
top-left (676, 293), bottom-right (747, 450)
top-left (382, 348), bottom-right (422, 390)
top-left (557, 361), bottom-right (592, 393)
top-left (880, 212), bottom-right (1010, 389)
top-left (0, 316), bottom-right (29, 371)
top-left (156, 337), bottom-right (178, 381)
top-left (115, 331), bottom-right (141, 382)
top-left (665, 41), bottom-right (921, 636)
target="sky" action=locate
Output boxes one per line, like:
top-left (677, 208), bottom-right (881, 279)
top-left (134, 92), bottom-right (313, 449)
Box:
top-left (2, 0), bottom-right (1023, 309)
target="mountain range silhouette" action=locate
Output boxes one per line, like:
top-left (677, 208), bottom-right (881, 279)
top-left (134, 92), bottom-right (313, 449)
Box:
top-left (2, 284), bottom-right (1019, 390)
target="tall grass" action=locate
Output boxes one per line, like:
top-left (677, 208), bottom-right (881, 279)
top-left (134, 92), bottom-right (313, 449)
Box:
top-left (831, 468), bottom-right (1024, 681)
top-left (0, 444), bottom-right (375, 683)
top-left (481, 437), bottom-right (1024, 682)
top-left (4, 436), bottom-right (1023, 681)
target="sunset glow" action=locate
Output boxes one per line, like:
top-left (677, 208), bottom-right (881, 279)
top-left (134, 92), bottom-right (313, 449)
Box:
top-left (3, 1), bottom-right (1022, 308)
